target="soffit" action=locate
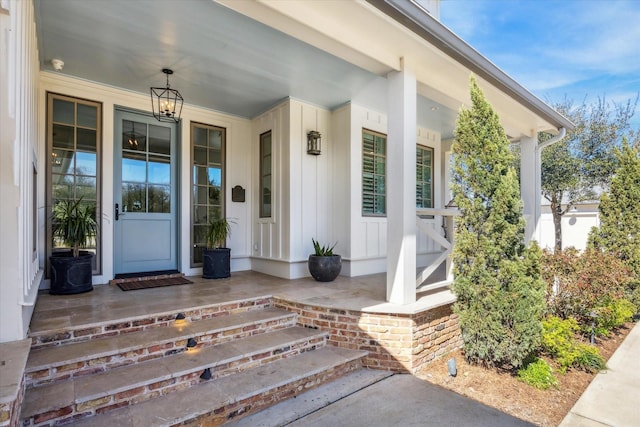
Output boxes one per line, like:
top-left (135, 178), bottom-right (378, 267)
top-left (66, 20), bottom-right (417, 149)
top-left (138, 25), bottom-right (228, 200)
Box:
top-left (220, 0), bottom-right (568, 137)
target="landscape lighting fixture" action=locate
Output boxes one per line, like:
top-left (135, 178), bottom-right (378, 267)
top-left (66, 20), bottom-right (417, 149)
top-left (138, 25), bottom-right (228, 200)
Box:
top-left (175, 313), bottom-right (186, 320)
top-left (200, 368), bottom-right (212, 380)
top-left (186, 338), bottom-right (197, 348)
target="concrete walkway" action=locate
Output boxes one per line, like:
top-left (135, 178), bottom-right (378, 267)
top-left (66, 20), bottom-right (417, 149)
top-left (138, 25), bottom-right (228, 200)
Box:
top-left (232, 322), bottom-right (640, 427)
top-left (230, 372), bottom-right (534, 427)
top-left (560, 321), bottom-right (640, 427)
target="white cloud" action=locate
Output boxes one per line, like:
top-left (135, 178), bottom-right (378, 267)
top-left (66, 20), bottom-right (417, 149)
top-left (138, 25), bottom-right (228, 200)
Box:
top-left (442, 1), bottom-right (640, 96)
top-left (545, 3), bottom-right (640, 75)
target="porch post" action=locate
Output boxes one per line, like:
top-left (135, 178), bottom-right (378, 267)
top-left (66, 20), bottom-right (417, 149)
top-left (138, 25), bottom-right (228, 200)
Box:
top-left (386, 65), bottom-right (417, 305)
top-left (519, 136), bottom-right (537, 243)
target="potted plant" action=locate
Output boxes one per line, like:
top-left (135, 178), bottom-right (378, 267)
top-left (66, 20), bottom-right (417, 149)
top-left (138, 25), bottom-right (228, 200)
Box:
top-left (308, 238), bottom-right (342, 282)
top-left (49, 198), bottom-right (97, 294)
top-left (202, 217), bottom-right (232, 279)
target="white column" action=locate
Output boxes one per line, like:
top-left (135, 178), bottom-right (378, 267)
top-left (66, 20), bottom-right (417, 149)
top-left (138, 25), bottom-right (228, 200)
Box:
top-left (519, 136), bottom-right (537, 243)
top-left (386, 67), bottom-right (417, 305)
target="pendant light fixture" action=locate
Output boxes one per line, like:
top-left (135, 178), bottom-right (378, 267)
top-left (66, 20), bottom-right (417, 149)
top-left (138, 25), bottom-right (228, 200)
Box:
top-left (150, 68), bottom-right (183, 123)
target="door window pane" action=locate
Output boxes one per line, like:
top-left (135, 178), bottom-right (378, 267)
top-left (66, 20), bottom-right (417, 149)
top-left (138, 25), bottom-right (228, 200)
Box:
top-left (148, 155), bottom-right (170, 185)
top-left (122, 152), bottom-right (147, 183)
top-left (148, 185), bottom-right (170, 213)
top-left (122, 183), bottom-right (146, 212)
top-left (123, 120), bottom-right (147, 151)
top-left (149, 125), bottom-right (171, 155)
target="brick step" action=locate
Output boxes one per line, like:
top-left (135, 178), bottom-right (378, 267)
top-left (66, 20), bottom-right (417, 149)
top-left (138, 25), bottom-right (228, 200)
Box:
top-left (67, 346), bottom-right (368, 427)
top-left (25, 308), bottom-right (296, 387)
top-left (29, 295), bottom-right (273, 349)
top-left (21, 327), bottom-right (327, 426)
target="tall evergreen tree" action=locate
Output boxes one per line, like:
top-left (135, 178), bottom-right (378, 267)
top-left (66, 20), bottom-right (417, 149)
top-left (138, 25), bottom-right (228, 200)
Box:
top-left (452, 77), bottom-right (546, 369)
top-left (588, 140), bottom-right (640, 306)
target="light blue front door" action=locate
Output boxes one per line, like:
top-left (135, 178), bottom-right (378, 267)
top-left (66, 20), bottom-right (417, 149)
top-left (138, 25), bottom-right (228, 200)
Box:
top-left (114, 110), bottom-right (178, 274)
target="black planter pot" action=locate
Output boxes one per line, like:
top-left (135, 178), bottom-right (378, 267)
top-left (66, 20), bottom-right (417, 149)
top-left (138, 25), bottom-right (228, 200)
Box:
top-left (308, 255), bottom-right (342, 282)
top-left (49, 251), bottom-right (94, 295)
top-left (202, 247), bottom-right (231, 279)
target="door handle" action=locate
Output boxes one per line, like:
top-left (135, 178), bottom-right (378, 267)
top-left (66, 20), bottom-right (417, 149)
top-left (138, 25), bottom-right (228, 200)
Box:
top-left (115, 203), bottom-right (124, 220)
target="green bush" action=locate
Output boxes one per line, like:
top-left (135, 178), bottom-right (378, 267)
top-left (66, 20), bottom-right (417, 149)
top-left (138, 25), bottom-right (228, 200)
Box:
top-left (451, 78), bottom-right (545, 370)
top-left (517, 358), bottom-right (558, 389)
top-left (594, 299), bottom-right (635, 335)
top-left (542, 249), bottom-right (634, 331)
top-left (588, 141), bottom-right (640, 285)
top-left (573, 343), bottom-right (606, 373)
top-left (541, 316), bottom-right (605, 373)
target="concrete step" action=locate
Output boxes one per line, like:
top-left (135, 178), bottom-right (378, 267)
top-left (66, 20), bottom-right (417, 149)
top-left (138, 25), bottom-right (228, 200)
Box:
top-left (66, 346), bottom-right (368, 427)
top-left (29, 295), bottom-right (273, 349)
top-left (25, 308), bottom-right (296, 387)
top-left (21, 326), bottom-right (327, 426)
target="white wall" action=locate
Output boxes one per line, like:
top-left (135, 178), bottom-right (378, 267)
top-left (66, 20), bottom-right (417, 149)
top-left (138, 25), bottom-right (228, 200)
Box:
top-left (38, 72), bottom-right (253, 284)
top-left (538, 204), bottom-right (600, 251)
top-left (250, 98), bottom-right (332, 279)
top-left (332, 103), bottom-right (444, 277)
top-left (0, 0), bottom-right (42, 342)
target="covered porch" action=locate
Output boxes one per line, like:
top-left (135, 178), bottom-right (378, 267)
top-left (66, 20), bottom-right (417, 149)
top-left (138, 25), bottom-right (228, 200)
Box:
top-left (29, 269), bottom-right (458, 374)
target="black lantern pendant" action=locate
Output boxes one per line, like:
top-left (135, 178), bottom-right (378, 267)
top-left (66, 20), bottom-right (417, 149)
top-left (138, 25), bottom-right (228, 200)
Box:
top-left (307, 131), bottom-right (321, 155)
top-left (150, 68), bottom-right (183, 123)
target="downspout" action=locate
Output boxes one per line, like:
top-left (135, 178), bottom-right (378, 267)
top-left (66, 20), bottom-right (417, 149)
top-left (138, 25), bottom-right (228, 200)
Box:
top-left (536, 127), bottom-right (566, 152)
top-left (533, 127), bottom-right (566, 243)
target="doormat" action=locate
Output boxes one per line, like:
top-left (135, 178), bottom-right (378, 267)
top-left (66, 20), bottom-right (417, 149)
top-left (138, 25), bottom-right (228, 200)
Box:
top-left (117, 277), bottom-right (193, 291)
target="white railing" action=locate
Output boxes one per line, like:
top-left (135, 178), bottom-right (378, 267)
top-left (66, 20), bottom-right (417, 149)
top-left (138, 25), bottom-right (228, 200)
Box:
top-left (415, 208), bottom-right (460, 292)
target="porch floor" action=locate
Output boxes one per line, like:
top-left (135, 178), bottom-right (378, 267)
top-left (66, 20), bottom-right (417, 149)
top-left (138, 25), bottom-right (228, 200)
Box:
top-left (30, 270), bottom-right (455, 335)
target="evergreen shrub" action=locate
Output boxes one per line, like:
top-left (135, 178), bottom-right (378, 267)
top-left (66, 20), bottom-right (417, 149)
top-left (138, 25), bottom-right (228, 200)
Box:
top-left (451, 77), bottom-right (545, 369)
top-left (588, 141), bottom-right (640, 311)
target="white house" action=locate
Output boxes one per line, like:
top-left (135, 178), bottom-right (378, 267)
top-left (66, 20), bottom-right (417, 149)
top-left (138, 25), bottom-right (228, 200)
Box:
top-left (1, 0), bottom-right (572, 345)
top-left (1, 1), bottom-right (579, 424)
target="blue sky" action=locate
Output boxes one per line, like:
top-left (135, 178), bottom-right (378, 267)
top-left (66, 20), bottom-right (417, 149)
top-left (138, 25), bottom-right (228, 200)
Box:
top-left (439, 0), bottom-right (640, 131)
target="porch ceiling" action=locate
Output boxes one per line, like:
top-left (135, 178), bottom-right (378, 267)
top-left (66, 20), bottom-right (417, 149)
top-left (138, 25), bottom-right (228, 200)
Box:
top-left (34, 0), bottom-right (564, 140)
top-left (34, 0), bottom-right (456, 135)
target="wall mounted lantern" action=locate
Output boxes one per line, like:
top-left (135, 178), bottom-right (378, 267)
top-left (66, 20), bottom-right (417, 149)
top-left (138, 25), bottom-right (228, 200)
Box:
top-left (150, 68), bottom-right (183, 123)
top-left (307, 131), bottom-right (321, 155)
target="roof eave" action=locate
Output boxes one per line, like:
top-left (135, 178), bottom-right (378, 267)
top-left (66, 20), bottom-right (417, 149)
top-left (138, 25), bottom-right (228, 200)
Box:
top-left (367, 0), bottom-right (574, 133)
